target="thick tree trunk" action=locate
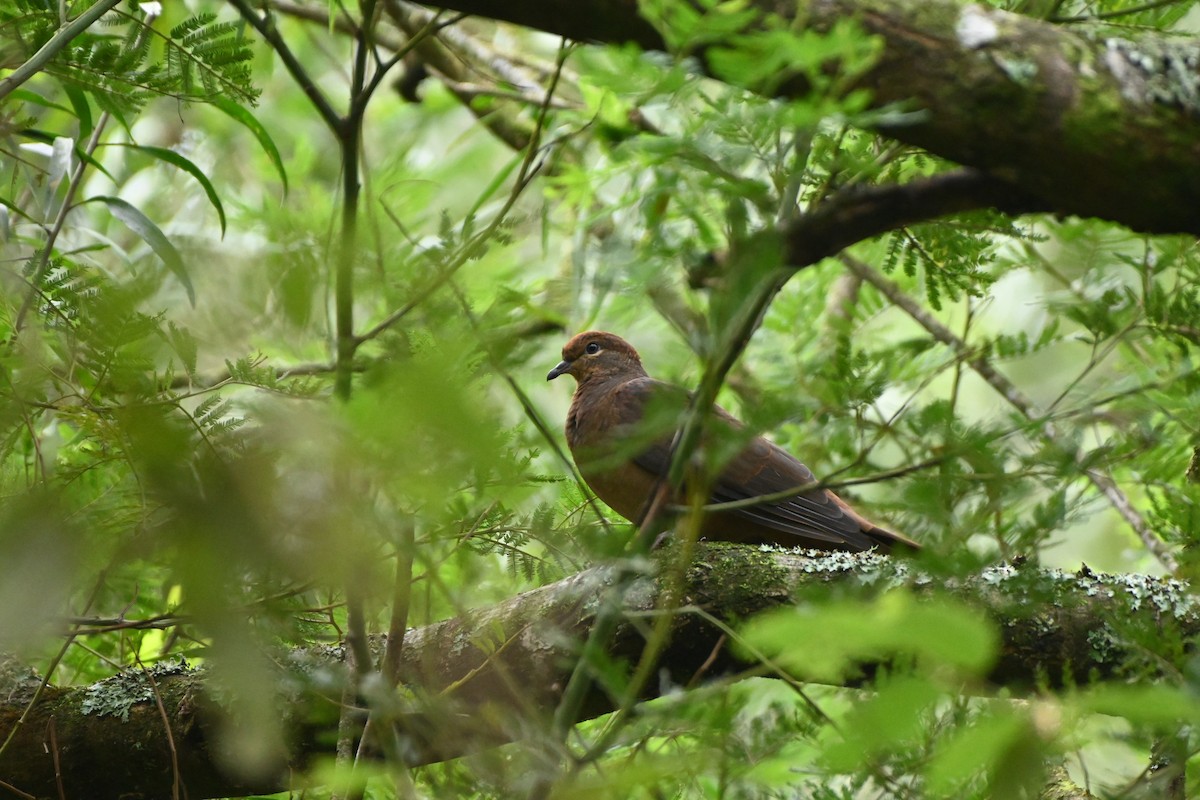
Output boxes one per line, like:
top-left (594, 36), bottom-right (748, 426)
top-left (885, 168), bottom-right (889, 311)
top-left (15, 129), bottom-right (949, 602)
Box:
top-left (0, 546), bottom-right (1189, 799)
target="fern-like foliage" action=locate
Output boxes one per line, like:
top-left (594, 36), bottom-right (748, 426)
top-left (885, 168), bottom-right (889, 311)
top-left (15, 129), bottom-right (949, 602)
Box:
top-left (190, 393), bottom-right (247, 446)
top-left (464, 503), bottom-right (569, 585)
top-left (162, 13), bottom-right (255, 103)
top-left (0, 0), bottom-right (257, 113)
top-left (225, 355), bottom-right (325, 397)
top-left (882, 211), bottom-right (1041, 310)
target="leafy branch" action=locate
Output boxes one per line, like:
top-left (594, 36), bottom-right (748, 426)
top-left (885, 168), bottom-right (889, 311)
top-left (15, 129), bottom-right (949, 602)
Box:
top-left (0, 0), bottom-right (122, 102)
top-left (839, 253), bottom-right (1178, 573)
top-left (0, 1), bottom-right (257, 111)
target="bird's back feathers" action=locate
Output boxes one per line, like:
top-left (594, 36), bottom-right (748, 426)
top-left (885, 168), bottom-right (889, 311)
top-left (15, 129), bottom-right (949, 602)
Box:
top-left (565, 372), bottom-right (914, 553)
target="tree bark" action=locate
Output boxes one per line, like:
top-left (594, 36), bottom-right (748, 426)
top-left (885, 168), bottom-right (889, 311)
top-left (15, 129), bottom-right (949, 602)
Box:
top-left (409, 0), bottom-right (1200, 236)
top-left (0, 545), bottom-right (1191, 799)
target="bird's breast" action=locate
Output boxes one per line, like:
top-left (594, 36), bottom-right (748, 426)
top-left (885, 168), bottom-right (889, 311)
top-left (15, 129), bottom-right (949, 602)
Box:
top-left (565, 380), bottom-right (638, 451)
top-left (565, 379), bottom-right (661, 521)
top-left (577, 460), bottom-right (662, 523)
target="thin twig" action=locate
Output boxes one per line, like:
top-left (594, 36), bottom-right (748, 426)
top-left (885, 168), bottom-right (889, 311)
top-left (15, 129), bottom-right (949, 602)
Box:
top-left (380, 522), bottom-right (415, 686)
top-left (139, 662), bottom-right (182, 800)
top-left (840, 253), bottom-right (1178, 572)
top-left (384, 0), bottom-right (551, 91)
top-left (0, 779), bottom-right (36, 800)
top-left (1052, 0), bottom-right (1187, 22)
top-left (438, 80), bottom-right (577, 108)
top-left (273, 0), bottom-right (537, 151)
top-left (61, 614), bottom-right (186, 634)
top-left (670, 454), bottom-right (950, 514)
top-left (227, 0), bottom-right (342, 131)
top-left (356, 40), bottom-right (571, 345)
top-left (46, 718), bottom-right (65, 800)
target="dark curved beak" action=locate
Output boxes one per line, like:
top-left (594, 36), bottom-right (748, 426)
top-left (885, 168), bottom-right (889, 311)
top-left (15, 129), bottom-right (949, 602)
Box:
top-left (546, 360), bottom-right (572, 381)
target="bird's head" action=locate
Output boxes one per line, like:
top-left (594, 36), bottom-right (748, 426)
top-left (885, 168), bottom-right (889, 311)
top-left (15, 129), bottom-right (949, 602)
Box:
top-left (547, 331), bottom-right (647, 383)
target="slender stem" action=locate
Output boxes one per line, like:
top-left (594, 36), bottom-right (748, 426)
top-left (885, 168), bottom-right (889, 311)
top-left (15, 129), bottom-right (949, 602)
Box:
top-left (329, 6), bottom-right (378, 795)
top-left (14, 111), bottom-right (111, 333)
top-left (380, 523), bottom-right (415, 686)
top-left (138, 661), bottom-right (182, 800)
top-left (1052, 0), bottom-right (1187, 22)
top-left (676, 454), bottom-right (950, 514)
top-left (580, 247), bottom-right (792, 764)
top-left (334, 122), bottom-right (360, 400)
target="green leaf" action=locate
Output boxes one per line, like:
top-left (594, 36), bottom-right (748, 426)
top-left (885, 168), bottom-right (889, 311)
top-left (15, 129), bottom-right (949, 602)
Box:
top-left (638, 0), bottom-right (760, 52)
top-left (1078, 684), bottom-right (1200, 727)
top-left (742, 591), bottom-right (998, 682)
top-left (89, 196), bottom-right (194, 305)
top-left (210, 96), bottom-right (288, 196)
top-left (823, 676), bottom-right (940, 769)
top-left (18, 129), bottom-right (115, 183)
top-left (466, 150), bottom-right (522, 221)
top-left (112, 143), bottom-right (227, 235)
top-left (62, 85), bottom-right (95, 140)
top-left (925, 710), bottom-right (1028, 795)
top-left (9, 88), bottom-right (72, 114)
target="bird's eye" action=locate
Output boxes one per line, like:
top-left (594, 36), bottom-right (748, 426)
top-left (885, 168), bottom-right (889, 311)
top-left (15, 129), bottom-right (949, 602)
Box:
top-left (585, 342), bottom-right (601, 355)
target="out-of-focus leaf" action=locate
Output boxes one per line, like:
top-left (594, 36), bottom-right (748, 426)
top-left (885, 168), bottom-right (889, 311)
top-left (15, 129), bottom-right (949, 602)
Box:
top-left (1078, 684), bottom-right (1200, 727)
top-left (466, 150), bottom-right (523, 221)
top-left (164, 321), bottom-right (198, 377)
top-left (823, 676), bottom-right (940, 769)
top-left (63, 84), bottom-right (94, 139)
top-left (348, 333), bottom-right (519, 520)
top-left (741, 591), bottom-right (998, 682)
top-left (10, 87), bottom-right (72, 114)
top-left (50, 135), bottom-right (74, 187)
top-left (113, 143), bottom-right (227, 235)
top-left (18, 128), bottom-right (115, 182)
top-left (925, 710), bottom-right (1029, 795)
top-left (89, 195), bottom-right (194, 305)
top-left (0, 497), bottom-right (77, 651)
top-left (211, 96), bottom-right (288, 196)
top-left (708, 21), bottom-right (880, 94)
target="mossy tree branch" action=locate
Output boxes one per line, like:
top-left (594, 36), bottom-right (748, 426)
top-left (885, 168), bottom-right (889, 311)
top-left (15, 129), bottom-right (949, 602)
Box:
top-left (0, 545), bottom-right (1190, 799)
top-left (406, 0), bottom-right (1200, 236)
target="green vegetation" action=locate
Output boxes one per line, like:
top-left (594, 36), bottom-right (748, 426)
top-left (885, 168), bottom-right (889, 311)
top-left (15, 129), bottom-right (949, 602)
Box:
top-left (1, 0), bottom-right (1199, 796)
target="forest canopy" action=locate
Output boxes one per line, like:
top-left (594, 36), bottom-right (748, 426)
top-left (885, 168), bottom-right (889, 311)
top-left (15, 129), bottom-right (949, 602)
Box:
top-left (1, 0), bottom-right (1199, 797)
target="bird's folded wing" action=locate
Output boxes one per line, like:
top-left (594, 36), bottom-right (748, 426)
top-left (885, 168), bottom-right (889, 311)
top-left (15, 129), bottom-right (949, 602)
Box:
top-left (706, 438), bottom-right (876, 550)
top-left (624, 381), bottom-right (875, 549)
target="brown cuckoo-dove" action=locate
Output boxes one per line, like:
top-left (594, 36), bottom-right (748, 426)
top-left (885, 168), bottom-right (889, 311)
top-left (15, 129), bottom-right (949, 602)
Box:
top-left (548, 331), bottom-right (917, 553)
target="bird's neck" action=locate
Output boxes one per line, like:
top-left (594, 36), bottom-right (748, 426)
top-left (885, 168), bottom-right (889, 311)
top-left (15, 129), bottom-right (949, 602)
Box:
top-left (575, 362), bottom-right (647, 390)
top-left (567, 374), bottom-right (620, 423)
top-left (566, 370), bottom-right (644, 444)
top-left (575, 373), bottom-right (618, 391)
